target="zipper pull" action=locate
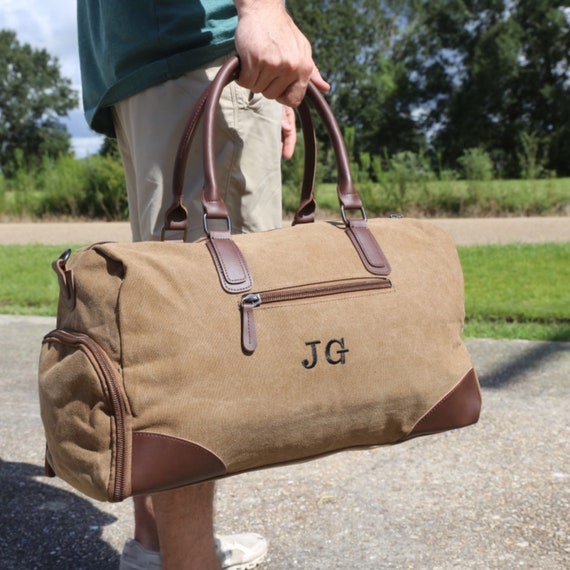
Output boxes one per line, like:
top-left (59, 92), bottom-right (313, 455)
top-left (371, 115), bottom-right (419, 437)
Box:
top-left (240, 294), bottom-right (261, 354)
top-left (52, 248), bottom-right (76, 310)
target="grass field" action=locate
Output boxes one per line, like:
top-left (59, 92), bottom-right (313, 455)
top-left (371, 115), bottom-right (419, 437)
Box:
top-left (0, 242), bottom-right (568, 341)
top-left (459, 243), bottom-right (570, 341)
top-left (0, 244), bottom-right (64, 316)
top-left (283, 178), bottom-right (570, 218)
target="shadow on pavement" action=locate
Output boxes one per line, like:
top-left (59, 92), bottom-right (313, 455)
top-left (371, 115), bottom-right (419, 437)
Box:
top-left (477, 339), bottom-right (569, 389)
top-left (0, 459), bottom-right (119, 569)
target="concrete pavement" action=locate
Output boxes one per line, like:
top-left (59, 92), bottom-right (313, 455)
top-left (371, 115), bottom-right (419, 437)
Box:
top-left (0, 218), bottom-right (568, 569)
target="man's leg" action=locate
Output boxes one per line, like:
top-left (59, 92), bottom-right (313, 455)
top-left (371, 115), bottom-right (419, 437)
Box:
top-left (115, 65), bottom-right (224, 567)
top-left (152, 483), bottom-right (219, 570)
top-left (133, 495), bottom-right (160, 551)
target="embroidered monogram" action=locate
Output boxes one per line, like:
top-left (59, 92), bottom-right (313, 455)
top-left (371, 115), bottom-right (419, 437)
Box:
top-left (302, 338), bottom-right (349, 370)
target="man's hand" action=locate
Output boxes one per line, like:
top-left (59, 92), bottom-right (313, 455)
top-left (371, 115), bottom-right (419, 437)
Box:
top-left (234, 0), bottom-right (330, 107)
top-left (281, 106), bottom-right (296, 160)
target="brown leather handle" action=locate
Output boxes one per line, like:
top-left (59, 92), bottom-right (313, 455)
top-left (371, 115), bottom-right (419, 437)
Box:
top-left (164, 58), bottom-right (318, 238)
top-left (201, 55), bottom-right (365, 227)
top-left (292, 98), bottom-right (318, 224)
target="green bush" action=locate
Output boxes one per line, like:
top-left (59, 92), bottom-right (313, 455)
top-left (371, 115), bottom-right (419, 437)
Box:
top-left (0, 153), bottom-right (128, 220)
top-left (0, 142), bottom-right (568, 221)
top-left (314, 175), bottom-right (570, 218)
top-left (458, 147), bottom-right (494, 181)
top-left (0, 149), bottom-right (42, 217)
top-left (82, 156), bottom-right (128, 219)
top-left (518, 131), bottom-right (545, 180)
top-left (37, 154), bottom-right (88, 218)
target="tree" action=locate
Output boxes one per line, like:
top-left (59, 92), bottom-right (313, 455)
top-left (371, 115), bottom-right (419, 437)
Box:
top-left (398, 0), bottom-right (570, 176)
top-left (511, 1), bottom-right (570, 176)
top-left (288, 0), bottom-right (424, 169)
top-left (0, 30), bottom-right (78, 176)
top-left (99, 137), bottom-right (121, 161)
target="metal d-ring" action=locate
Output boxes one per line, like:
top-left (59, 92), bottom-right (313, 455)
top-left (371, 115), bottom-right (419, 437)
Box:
top-left (202, 214), bottom-right (232, 236)
top-left (340, 205), bottom-right (368, 226)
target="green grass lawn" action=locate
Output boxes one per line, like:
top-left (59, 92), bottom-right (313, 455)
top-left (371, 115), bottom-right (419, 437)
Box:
top-left (459, 243), bottom-right (570, 341)
top-left (0, 244), bottom-right (71, 315)
top-left (0, 242), bottom-right (569, 341)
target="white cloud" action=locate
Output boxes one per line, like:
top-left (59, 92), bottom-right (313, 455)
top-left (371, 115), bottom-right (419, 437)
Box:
top-left (3, 0), bottom-right (80, 86)
top-left (65, 109), bottom-right (105, 157)
top-left (72, 136), bottom-right (105, 158)
top-left (3, 1), bottom-right (101, 155)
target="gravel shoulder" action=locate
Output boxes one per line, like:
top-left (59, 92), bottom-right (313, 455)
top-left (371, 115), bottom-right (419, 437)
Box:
top-left (0, 216), bottom-right (569, 246)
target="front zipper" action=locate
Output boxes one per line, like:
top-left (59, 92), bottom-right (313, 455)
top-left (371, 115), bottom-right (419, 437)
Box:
top-left (43, 329), bottom-right (128, 502)
top-left (240, 277), bottom-right (392, 353)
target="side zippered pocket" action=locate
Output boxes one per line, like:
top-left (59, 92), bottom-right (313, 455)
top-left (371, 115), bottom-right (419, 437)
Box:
top-left (41, 329), bottom-right (130, 502)
top-left (240, 277), bottom-right (392, 353)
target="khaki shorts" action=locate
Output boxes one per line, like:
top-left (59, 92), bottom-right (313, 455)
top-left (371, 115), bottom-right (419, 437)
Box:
top-left (113, 57), bottom-right (283, 243)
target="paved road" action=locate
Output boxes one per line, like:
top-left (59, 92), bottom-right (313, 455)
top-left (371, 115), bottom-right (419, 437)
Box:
top-left (0, 216), bottom-right (570, 246)
top-left (0, 219), bottom-right (568, 569)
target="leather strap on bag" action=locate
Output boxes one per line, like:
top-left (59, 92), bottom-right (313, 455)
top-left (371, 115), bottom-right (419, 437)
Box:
top-left (291, 99), bottom-right (318, 224)
top-left (163, 55), bottom-right (390, 293)
top-left (161, 84), bottom-right (213, 242)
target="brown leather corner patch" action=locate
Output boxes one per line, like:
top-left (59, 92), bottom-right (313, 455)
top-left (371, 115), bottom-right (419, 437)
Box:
top-left (403, 368), bottom-right (482, 440)
top-left (131, 432), bottom-right (227, 495)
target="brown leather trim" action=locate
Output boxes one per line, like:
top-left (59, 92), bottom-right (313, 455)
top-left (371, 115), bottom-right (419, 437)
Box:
top-left (168, 84), bottom-right (212, 222)
top-left (345, 222), bottom-right (391, 276)
top-left (131, 432), bottom-right (227, 495)
top-left (206, 236), bottom-right (253, 293)
top-left (292, 99), bottom-right (318, 225)
top-left (240, 303), bottom-right (257, 354)
top-left (403, 368), bottom-right (482, 440)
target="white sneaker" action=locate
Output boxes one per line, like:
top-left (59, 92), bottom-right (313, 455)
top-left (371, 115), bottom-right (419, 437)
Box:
top-left (216, 533), bottom-right (268, 570)
top-left (119, 539), bottom-right (160, 570)
top-left (119, 533), bottom-right (267, 569)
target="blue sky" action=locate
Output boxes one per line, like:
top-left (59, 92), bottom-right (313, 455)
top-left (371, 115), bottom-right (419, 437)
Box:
top-left (3, 0), bottom-right (104, 156)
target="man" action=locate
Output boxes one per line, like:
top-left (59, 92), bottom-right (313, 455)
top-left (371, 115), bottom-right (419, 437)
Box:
top-left (77, 1), bottom-right (328, 568)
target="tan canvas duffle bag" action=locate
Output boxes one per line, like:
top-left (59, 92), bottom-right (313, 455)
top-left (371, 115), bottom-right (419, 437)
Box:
top-left (38, 56), bottom-right (481, 503)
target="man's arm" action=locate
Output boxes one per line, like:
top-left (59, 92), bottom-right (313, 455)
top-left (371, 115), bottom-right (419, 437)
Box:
top-left (233, 0), bottom-right (329, 107)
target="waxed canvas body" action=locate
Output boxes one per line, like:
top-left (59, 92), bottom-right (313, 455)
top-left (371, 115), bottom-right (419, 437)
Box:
top-left (39, 216), bottom-right (481, 502)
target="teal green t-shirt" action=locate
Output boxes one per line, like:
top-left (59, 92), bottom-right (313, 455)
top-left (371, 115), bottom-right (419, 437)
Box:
top-left (77, 0), bottom-right (238, 137)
